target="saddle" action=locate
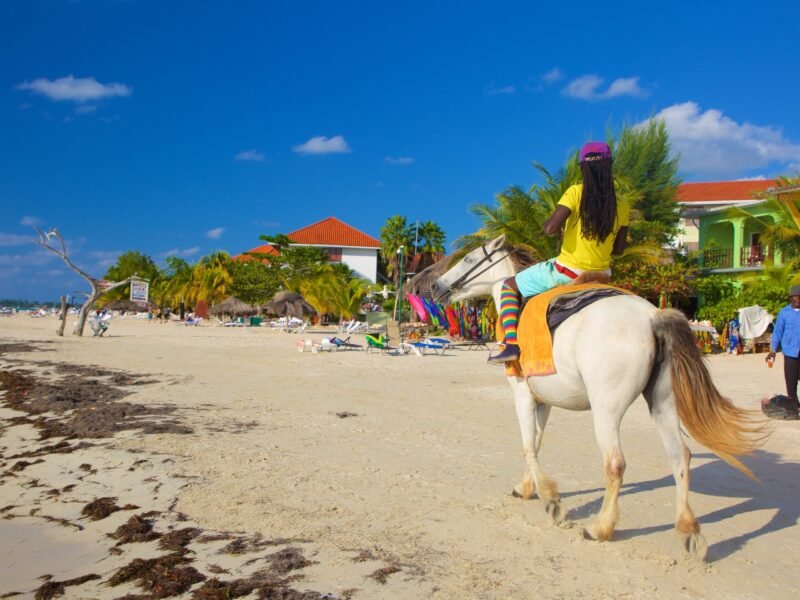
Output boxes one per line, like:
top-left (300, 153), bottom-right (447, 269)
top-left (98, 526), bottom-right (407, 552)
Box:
top-left (500, 280), bottom-right (631, 378)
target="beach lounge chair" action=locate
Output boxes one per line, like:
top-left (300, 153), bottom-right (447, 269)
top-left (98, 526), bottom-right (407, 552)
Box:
top-left (405, 339), bottom-right (449, 356)
top-left (287, 319), bottom-right (307, 334)
top-left (329, 336), bottom-right (362, 350)
top-left (338, 319), bottom-right (368, 334)
top-left (365, 333), bottom-right (401, 355)
top-left (450, 337), bottom-right (491, 351)
top-left (178, 317), bottom-right (203, 326)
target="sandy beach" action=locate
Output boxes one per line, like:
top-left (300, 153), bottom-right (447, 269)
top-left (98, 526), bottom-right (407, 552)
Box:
top-left (1, 314), bottom-right (798, 599)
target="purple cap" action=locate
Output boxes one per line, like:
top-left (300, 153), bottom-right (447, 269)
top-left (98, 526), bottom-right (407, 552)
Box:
top-left (579, 141), bottom-right (612, 162)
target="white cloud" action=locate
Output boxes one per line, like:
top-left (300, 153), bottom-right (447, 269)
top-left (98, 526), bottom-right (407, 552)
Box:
top-left (0, 233), bottom-right (33, 247)
top-left (161, 247), bottom-right (200, 258)
top-left (384, 156), bottom-right (415, 165)
top-left (563, 75), bottom-right (648, 101)
top-left (206, 227), bottom-right (225, 240)
top-left (542, 68), bottom-right (564, 85)
top-left (20, 216), bottom-right (42, 226)
top-left (603, 77), bottom-right (646, 98)
top-left (293, 135), bottom-right (351, 155)
top-left (16, 75), bottom-right (132, 103)
top-left (235, 149), bottom-right (266, 162)
top-left (484, 82), bottom-right (516, 96)
top-left (648, 101), bottom-right (800, 177)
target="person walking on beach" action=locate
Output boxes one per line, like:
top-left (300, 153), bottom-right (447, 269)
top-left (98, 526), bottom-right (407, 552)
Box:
top-left (489, 141), bottom-right (629, 364)
top-left (766, 285), bottom-right (800, 411)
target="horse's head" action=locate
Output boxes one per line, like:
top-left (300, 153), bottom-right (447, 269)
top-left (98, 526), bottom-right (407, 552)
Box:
top-left (432, 235), bottom-right (512, 303)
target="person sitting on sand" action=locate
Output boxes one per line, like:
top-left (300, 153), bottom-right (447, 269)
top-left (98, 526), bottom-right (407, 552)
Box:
top-left (90, 309), bottom-right (109, 337)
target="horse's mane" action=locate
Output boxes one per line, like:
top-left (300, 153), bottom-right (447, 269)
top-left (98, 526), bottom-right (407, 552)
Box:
top-left (504, 245), bottom-right (538, 273)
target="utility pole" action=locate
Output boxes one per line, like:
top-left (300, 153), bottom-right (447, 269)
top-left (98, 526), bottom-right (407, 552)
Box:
top-left (393, 245), bottom-right (405, 321)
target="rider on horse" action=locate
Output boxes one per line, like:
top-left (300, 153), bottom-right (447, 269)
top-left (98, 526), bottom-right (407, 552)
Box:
top-left (489, 141), bottom-right (629, 364)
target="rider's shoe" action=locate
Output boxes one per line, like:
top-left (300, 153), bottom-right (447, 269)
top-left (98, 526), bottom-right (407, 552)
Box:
top-left (487, 343), bottom-right (520, 365)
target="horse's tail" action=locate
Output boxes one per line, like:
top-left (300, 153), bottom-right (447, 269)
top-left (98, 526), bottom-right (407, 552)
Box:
top-left (652, 309), bottom-right (768, 479)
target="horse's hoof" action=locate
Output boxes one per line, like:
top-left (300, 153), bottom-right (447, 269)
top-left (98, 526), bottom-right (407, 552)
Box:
top-left (581, 524), bottom-right (613, 542)
top-left (683, 532), bottom-right (708, 562)
top-left (545, 500), bottom-right (564, 524)
top-left (512, 478), bottom-right (536, 500)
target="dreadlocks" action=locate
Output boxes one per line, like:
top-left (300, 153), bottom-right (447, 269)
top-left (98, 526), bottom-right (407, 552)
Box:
top-left (578, 156), bottom-right (617, 242)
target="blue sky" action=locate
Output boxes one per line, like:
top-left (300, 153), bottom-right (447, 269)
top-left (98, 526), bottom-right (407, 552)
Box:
top-left (2, 0), bottom-right (799, 301)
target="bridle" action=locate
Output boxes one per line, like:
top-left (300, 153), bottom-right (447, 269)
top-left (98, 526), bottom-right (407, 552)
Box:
top-left (436, 244), bottom-right (511, 301)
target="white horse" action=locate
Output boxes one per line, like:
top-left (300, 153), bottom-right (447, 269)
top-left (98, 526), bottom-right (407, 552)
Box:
top-left (432, 236), bottom-right (764, 560)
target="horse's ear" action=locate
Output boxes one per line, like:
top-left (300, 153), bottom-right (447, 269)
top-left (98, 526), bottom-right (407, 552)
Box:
top-left (487, 234), bottom-right (506, 251)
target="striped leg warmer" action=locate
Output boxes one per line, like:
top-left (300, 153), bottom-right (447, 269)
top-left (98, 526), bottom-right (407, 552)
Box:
top-left (499, 282), bottom-right (520, 345)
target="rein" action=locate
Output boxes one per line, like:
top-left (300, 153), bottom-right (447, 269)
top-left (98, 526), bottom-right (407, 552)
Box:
top-left (442, 245), bottom-right (511, 297)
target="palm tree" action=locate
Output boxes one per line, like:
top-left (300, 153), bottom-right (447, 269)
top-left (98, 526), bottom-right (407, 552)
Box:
top-left (187, 251), bottom-right (234, 306)
top-left (299, 266), bottom-right (370, 320)
top-left (417, 221), bottom-right (446, 270)
top-left (380, 215), bottom-right (413, 284)
top-left (744, 176), bottom-right (800, 266)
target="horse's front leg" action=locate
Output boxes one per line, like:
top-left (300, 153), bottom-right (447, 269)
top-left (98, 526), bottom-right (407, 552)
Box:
top-left (508, 377), bottom-right (563, 522)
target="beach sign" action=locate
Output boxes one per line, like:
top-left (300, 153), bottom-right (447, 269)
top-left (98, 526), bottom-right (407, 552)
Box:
top-left (130, 279), bottom-right (149, 304)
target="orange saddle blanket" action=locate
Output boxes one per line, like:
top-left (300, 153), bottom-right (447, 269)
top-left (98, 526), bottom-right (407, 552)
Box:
top-left (498, 283), bottom-right (631, 377)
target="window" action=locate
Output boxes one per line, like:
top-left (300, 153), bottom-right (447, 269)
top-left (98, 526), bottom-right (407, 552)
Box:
top-left (325, 247), bottom-right (342, 262)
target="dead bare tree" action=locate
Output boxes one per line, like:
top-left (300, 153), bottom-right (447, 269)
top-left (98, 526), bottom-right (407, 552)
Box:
top-left (34, 227), bottom-right (134, 336)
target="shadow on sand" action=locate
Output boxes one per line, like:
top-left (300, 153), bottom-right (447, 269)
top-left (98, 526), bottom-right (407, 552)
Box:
top-left (557, 449), bottom-right (799, 562)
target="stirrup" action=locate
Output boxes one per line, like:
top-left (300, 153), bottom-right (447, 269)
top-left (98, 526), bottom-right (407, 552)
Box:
top-left (487, 343), bottom-right (520, 365)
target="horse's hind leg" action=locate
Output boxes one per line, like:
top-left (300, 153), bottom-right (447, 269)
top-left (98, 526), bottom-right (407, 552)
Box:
top-left (584, 410), bottom-right (626, 542)
top-left (645, 375), bottom-right (707, 560)
top-left (509, 377), bottom-right (563, 522)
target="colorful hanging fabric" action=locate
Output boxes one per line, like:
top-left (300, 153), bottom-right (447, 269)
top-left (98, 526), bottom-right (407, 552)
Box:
top-left (406, 293), bottom-right (428, 322)
top-left (423, 298), bottom-right (447, 328)
top-left (445, 306), bottom-right (460, 337)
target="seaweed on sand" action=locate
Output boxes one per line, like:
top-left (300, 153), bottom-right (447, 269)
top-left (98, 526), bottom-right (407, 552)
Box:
top-left (110, 514), bottom-right (161, 545)
top-left (107, 554), bottom-right (205, 598)
top-left (0, 367), bottom-right (192, 440)
top-left (33, 574), bottom-right (102, 600)
top-left (81, 497), bottom-right (139, 521)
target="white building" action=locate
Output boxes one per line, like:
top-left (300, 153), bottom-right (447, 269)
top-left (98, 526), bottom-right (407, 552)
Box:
top-left (235, 217), bottom-right (380, 283)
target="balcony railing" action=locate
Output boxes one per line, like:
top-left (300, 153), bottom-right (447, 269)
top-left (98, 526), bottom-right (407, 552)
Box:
top-left (740, 244), bottom-right (772, 267)
top-left (702, 248), bottom-right (733, 269)
top-left (702, 245), bottom-right (772, 269)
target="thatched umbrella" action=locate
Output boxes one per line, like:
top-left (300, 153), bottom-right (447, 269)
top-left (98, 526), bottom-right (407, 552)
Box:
top-left (407, 258), bottom-right (450, 298)
top-left (104, 299), bottom-right (152, 312)
top-left (263, 291), bottom-right (316, 318)
top-left (209, 297), bottom-right (254, 318)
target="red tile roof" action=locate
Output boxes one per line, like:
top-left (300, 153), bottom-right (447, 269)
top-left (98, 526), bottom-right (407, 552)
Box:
top-left (676, 180), bottom-right (777, 203)
top-left (232, 244), bottom-right (280, 263)
top-left (287, 217), bottom-right (380, 248)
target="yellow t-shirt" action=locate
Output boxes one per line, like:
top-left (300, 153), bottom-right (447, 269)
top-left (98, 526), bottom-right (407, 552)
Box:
top-left (555, 183), bottom-right (629, 271)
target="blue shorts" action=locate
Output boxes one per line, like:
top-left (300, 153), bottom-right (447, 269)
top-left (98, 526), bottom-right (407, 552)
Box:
top-left (515, 259), bottom-right (572, 297)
